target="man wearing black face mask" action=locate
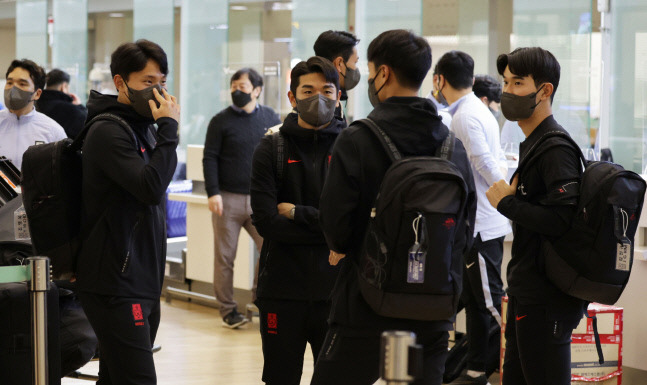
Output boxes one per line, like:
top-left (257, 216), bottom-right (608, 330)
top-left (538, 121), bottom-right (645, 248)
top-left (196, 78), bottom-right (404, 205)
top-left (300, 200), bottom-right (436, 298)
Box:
top-left (486, 47), bottom-right (586, 385)
top-left (314, 30), bottom-right (360, 123)
top-left (203, 68), bottom-right (281, 328)
top-left (250, 56), bottom-right (345, 385)
top-left (0, 59), bottom-right (66, 169)
top-left (313, 30), bottom-right (476, 385)
top-left (77, 39), bottom-right (180, 384)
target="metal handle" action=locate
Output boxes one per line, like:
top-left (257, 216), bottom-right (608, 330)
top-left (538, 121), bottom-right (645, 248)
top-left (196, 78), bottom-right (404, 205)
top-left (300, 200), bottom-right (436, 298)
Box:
top-left (28, 257), bottom-right (50, 385)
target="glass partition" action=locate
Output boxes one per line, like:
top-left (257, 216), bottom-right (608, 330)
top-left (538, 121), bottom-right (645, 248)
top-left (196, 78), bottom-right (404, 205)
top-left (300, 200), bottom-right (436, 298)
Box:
top-left (133, 0), bottom-right (175, 94)
top-left (511, 1), bottom-right (593, 150)
top-left (16, 0), bottom-right (47, 65)
top-left (353, 0), bottom-right (422, 120)
top-left (179, 0), bottom-right (228, 152)
top-left (606, 1), bottom-right (647, 173)
top-left (52, 0), bottom-right (88, 103)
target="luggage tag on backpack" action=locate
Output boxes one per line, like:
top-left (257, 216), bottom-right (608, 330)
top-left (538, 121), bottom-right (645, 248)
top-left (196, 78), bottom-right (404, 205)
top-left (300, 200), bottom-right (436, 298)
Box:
top-left (407, 214), bottom-right (426, 284)
top-left (14, 205), bottom-right (31, 241)
top-left (408, 243), bottom-right (426, 283)
top-left (616, 208), bottom-right (631, 272)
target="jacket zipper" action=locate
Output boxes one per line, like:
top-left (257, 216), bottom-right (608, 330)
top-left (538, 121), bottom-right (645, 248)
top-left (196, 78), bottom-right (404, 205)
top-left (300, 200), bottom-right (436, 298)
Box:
top-left (122, 217), bottom-right (141, 273)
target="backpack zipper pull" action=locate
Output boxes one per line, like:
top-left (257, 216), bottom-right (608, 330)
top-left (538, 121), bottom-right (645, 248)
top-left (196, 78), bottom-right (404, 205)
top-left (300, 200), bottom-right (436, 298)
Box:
top-left (370, 208), bottom-right (376, 218)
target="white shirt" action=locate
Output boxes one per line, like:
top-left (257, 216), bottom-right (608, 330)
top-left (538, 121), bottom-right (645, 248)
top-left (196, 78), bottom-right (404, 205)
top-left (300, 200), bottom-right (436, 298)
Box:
top-left (426, 91), bottom-right (452, 129)
top-left (0, 107), bottom-right (67, 169)
top-left (448, 92), bottom-right (511, 241)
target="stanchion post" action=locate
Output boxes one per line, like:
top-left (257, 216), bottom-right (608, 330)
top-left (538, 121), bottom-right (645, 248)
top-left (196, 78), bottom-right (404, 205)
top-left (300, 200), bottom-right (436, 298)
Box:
top-left (380, 331), bottom-right (423, 385)
top-left (28, 257), bottom-right (50, 385)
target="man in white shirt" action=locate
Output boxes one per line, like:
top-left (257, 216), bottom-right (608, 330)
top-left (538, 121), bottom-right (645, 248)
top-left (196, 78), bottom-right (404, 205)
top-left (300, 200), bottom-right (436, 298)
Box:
top-left (437, 51), bottom-right (511, 385)
top-left (0, 59), bottom-right (67, 169)
top-left (426, 64), bottom-right (453, 128)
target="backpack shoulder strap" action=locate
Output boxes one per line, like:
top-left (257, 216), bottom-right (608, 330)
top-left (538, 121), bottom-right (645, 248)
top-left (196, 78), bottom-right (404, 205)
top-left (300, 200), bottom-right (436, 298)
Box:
top-left (513, 130), bottom-right (586, 180)
top-left (271, 131), bottom-right (285, 185)
top-left (74, 113), bottom-right (138, 152)
top-left (436, 131), bottom-right (455, 160)
top-left (361, 118), bottom-right (401, 162)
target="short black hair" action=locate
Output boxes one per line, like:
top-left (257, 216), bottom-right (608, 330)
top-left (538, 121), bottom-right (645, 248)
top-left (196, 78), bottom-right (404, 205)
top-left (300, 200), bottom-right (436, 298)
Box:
top-left (6, 59), bottom-right (46, 90)
top-left (367, 29), bottom-right (431, 90)
top-left (110, 39), bottom-right (168, 81)
top-left (473, 74), bottom-right (502, 103)
top-left (46, 69), bottom-right (71, 88)
top-left (290, 56), bottom-right (339, 96)
top-left (436, 50), bottom-right (474, 90)
top-left (496, 47), bottom-right (560, 102)
top-left (231, 67), bottom-right (263, 89)
top-left (313, 30), bottom-right (360, 63)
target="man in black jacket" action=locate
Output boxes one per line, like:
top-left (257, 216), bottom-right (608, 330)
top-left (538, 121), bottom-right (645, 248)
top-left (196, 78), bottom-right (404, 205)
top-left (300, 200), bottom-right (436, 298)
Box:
top-left (486, 47), bottom-right (585, 385)
top-left (250, 56), bottom-right (346, 385)
top-left (203, 68), bottom-right (281, 328)
top-left (312, 30), bottom-right (477, 385)
top-left (36, 68), bottom-right (87, 139)
top-left (76, 39), bottom-right (180, 385)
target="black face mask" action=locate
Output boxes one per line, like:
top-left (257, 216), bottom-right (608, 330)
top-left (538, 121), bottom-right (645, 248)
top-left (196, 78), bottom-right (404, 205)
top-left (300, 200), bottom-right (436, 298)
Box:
top-left (433, 77), bottom-right (449, 107)
top-left (231, 90), bottom-right (252, 108)
top-left (368, 67), bottom-right (386, 107)
top-left (500, 84), bottom-right (545, 121)
top-left (296, 94), bottom-right (337, 127)
top-left (125, 81), bottom-right (162, 119)
top-left (341, 62), bottom-right (361, 91)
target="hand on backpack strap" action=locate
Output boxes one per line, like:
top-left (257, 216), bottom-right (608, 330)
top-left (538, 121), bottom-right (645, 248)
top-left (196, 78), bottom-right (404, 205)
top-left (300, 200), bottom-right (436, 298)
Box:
top-left (486, 175), bottom-right (518, 209)
top-left (150, 88), bottom-right (180, 123)
top-left (329, 251), bottom-right (346, 266)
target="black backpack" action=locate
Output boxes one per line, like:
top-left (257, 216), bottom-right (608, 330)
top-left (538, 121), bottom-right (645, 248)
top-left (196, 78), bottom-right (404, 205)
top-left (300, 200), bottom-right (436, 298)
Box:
top-left (357, 118), bottom-right (471, 321)
top-left (21, 113), bottom-right (138, 279)
top-left (516, 131), bottom-right (646, 305)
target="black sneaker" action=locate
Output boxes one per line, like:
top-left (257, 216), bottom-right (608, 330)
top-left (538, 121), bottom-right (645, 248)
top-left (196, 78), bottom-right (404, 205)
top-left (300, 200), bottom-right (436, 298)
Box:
top-left (222, 310), bottom-right (249, 329)
top-left (448, 371), bottom-right (490, 385)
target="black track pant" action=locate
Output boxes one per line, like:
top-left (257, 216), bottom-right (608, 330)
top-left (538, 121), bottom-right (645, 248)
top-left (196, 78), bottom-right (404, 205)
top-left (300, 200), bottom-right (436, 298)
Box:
top-left (462, 234), bottom-right (505, 371)
top-left (256, 298), bottom-right (330, 385)
top-left (502, 296), bottom-right (581, 385)
top-left (79, 292), bottom-right (160, 385)
top-left (311, 325), bottom-right (449, 385)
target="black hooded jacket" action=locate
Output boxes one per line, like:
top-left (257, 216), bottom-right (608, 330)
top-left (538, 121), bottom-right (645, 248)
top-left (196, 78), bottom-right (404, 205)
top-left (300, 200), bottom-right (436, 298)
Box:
top-left (250, 113), bottom-right (346, 301)
top-left (36, 90), bottom-right (88, 139)
top-left (319, 96), bottom-right (477, 333)
top-left (76, 90), bottom-right (179, 299)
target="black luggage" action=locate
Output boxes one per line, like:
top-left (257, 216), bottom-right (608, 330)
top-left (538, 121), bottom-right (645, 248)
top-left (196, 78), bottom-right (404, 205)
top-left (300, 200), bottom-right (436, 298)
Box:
top-left (0, 281), bottom-right (61, 385)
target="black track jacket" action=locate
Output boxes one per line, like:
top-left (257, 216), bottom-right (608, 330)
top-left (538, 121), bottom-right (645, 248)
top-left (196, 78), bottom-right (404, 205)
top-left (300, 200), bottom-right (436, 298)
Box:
top-left (76, 90), bottom-right (178, 299)
top-left (251, 113), bottom-right (345, 301)
top-left (319, 96), bottom-right (477, 333)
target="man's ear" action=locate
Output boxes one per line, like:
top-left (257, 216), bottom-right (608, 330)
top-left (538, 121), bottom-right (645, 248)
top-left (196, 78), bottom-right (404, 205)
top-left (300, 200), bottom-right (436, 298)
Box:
top-left (113, 74), bottom-right (127, 94)
top-left (333, 56), bottom-right (345, 74)
top-left (288, 90), bottom-right (297, 109)
top-left (541, 83), bottom-right (554, 101)
top-left (32, 88), bottom-right (42, 101)
top-left (253, 86), bottom-right (262, 99)
top-left (336, 89), bottom-right (342, 108)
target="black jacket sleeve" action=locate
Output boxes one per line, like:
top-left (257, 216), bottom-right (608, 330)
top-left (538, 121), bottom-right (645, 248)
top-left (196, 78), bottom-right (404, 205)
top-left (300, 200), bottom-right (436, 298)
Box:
top-left (250, 136), bottom-right (326, 244)
top-left (67, 104), bottom-right (88, 139)
top-left (319, 129), bottom-right (362, 254)
top-left (202, 115), bottom-right (223, 197)
top-left (497, 145), bottom-right (580, 237)
top-left (85, 117), bottom-right (179, 205)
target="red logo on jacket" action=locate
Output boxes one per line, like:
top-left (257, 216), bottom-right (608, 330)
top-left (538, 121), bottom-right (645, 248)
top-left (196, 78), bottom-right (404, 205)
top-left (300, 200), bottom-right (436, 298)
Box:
top-left (132, 304), bottom-right (144, 326)
top-left (443, 218), bottom-right (456, 229)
